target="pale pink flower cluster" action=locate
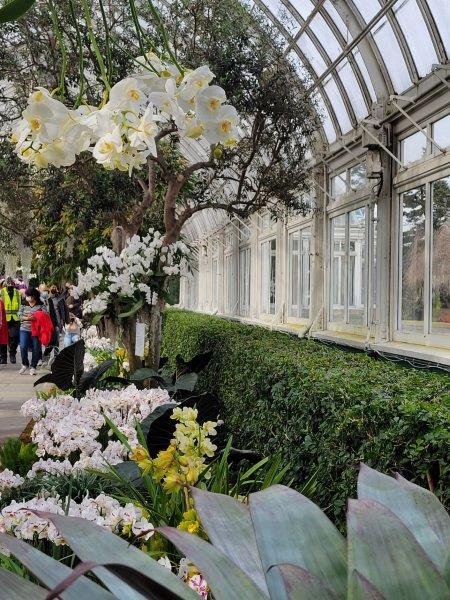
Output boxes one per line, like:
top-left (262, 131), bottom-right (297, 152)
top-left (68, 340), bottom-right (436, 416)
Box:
top-left (83, 351), bottom-right (98, 371)
top-left (84, 334), bottom-right (116, 352)
top-left (0, 493), bottom-right (153, 546)
top-left (26, 458), bottom-right (74, 479)
top-left (0, 469), bottom-right (25, 495)
top-left (21, 385), bottom-right (171, 467)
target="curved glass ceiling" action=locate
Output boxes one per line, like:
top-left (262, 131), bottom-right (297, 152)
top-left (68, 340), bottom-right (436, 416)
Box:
top-left (251, 0), bottom-right (450, 144)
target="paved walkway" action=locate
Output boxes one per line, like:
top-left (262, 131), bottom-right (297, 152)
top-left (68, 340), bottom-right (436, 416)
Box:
top-left (0, 363), bottom-right (44, 444)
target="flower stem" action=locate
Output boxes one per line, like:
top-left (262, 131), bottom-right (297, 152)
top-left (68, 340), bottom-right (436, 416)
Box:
top-left (80, 0), bottom-right (111, 95)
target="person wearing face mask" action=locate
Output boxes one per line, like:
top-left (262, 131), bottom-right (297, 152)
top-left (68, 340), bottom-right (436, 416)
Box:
top-left (0, 276), bottom-right (21, 364)
top-left (18, 288), bottom-right (46, 376)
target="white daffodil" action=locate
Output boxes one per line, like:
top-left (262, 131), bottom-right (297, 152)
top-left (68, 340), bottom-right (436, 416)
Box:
top-left (179, 65), bottom-right (214, 101)
top-left (128, 105), bottom-right (160, 155)
top-left (39, 140), bottom-right (77, 168)
top-left (92, 125), bottom-right (123, 167)
top-left (204, 105), bottom-right (240, 145)
top-left (196, 85), bottom-right (227, 120)
top-left (107, 77), bottom-right (147, 112)
top-left (10, 119), bottom-right (31, 148)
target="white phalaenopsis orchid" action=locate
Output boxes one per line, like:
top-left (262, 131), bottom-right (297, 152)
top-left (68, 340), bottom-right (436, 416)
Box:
top-left (72, 229), bottom-right (191, 317)
top-left (12, 53), bottom-right (242, 173)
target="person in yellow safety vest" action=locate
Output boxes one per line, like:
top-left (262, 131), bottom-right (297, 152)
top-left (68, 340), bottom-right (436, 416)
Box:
top-left (0, 276), bottom-right (21, 364)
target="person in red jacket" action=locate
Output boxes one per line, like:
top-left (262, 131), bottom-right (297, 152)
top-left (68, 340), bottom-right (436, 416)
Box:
top-left (31, 309), bottom-right (54, 347)
top-left (0, 298), bottom-right (8, 365)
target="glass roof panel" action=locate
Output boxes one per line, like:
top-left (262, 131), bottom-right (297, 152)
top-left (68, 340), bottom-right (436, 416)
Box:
top-left (297, 32), bottom-right (327, 75)
top-left (289, 0), bottom-right (314, 20)
top-left (352, 0), bottom-right (380, 22)
top-left (323, 75), bottom-right (352, 133)
top-left (394, 0), bottom-right (438, 77)
top-left (315, 94), bottom-right (337, 143)
top-left (324, 0), bottom-right (352, 41)
top-left (260, 0), bottom-right (300, 36)
top-left (371, 16), bottom-right (412, 91)
top-left (309, 13), bottom-right (342, 61)
top-left (353, 47), bottom-right (377, 101)
top-left (426, 0), bottom-right (450, 56)
top-left (336, 59), bottom-right (368, 120)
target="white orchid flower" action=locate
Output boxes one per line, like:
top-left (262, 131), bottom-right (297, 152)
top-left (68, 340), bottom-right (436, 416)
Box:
top-left (92, 124), bottom-right (123, 167)
top-left (107, 77), bottom-right (147, 111)
top-left (204, 104), bottom-right (240, 145)
top-left (179, 65), bottom-right (214, 101)
top-left (149, 78), bottom-right (184, 125)
top-left (128, 105), bottom-right (161, 155)
top-left (22, 102), bottom-right (67, 143)
top-left (182, 116), bottom-right (206, 140)
top-left (196, 85), bottom-right (227, 120)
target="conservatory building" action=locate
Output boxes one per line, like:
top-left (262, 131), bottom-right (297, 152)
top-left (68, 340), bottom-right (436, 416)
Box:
top-left (179, 0), bottom-right (450, 367)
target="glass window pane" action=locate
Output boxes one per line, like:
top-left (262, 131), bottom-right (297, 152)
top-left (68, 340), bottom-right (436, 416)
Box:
top-left (400, 186), bottom-right (426, 331)
top-left (401, 131), bottom-right (427, 165)
top-left (261, 239), bottom-right (276, 314)
top-left (352, 0), bottom-right (380, 22)
top-left (310, 14), bottom-right (342, 61)
top-left (353, 47), bottom-right (377, 102)
top-left (300, 228), bottom-right (311, 318)
top-left (239, 247), bottom-right (250, 316)
top-left (393, 0), bottom-right (438, 77)
top-left (336, 59), bottom-right (368, 121)
top-left (350, 162), bottom-right (367, 190)
top-left (426, 0), bottom-right (450, 55)
top-left (298, 32), bottom-right (327, 75)
top-left (212, 258), bottom-right (218, 308)
top-left (331, 170), bottom-right (347, 197)
top-left (316, 94), bottom-right (337, 143)
top-left (372, 17), bottom-right (412, 92)
top-left (323, 75), bottom-right (353, 133)
top-left (260, 0), bottom-right (300, 36)
top-left (289, 231), bottom-right (300, 317)
top-left (432, 115), bottom-right (450, 151)
top-left (348, 208), bottom-right (366, 325)
top-left (331, 214), bottom-right (346, 322)
top-left (290, 0), bottom-right (314, 20)
top-left (431, 177), bottom-right (450, 334)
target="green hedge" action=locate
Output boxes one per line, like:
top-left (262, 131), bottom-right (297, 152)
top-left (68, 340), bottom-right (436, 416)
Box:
top-left (162, 309), bottom-right (450, 523)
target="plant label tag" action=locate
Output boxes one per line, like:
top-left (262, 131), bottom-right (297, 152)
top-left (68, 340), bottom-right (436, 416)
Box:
top-left (135, 322), bottom-right (146, 357)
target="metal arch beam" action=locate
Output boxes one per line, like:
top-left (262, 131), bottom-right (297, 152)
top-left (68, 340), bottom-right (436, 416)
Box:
top-left (282, 0), bottom-right (327, 56)
top-left (415, 0), bottom-right (447, 64)
top-left (320, 0), bottom-right (394, 102)
top-left (253, 0), bottom-right (340, 142)
top-left (283, 0), bottom-right (358, 128)
top-left (307, 0), bottom-right (373, 114)
top-left (378, 0), bottom-right (419, 84)
top-left (279, 0), bottom-right (358, 129)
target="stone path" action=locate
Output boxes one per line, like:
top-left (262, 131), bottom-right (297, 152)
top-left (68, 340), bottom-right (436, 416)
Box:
top-left (0, 363), bottom-right (43, 444)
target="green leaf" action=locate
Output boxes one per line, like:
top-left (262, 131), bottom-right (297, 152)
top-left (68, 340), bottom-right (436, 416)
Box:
top-left (158, 526), bottom-right (267, 600)
top-left (91, 311), bottom-right (106, 326)
top-left (347, 499), bottom-right (449, 600)
top-left (113, 461), bottom-right (143, 486)
top-left (271, 564), bottom-right (338, 600)
top-left (174, 372), bottom-right (198, 392)
top-left (348, 570), bottom-right (386, 600)
top-left (191, 488), bottom-right (268, 595)
top-left (0, 0), bottom-right (35, 23)
top-left (358, 464), bottom-right (450, 571)
top-left (37, 513), bottom-right (198, 600)
top-left (0, 567), bottom-right (47, 599)
top-left (0, 533), bottom-right (113, 599)
top-left (249, 485), bottom-right (347, 599)
top-left (118, 298), bottom-right (144, 318)
top-left (129, 367), bottom-right (159, 382)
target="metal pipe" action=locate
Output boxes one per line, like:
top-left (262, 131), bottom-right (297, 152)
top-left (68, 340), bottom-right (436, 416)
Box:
top-left (360, 123), bottom-right (405, 168)
top-left (390, 97), bottom-right (446, 154)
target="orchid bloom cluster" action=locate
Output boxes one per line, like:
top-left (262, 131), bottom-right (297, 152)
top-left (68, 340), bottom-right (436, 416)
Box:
top-left (73, 230), bottom-right (191, 314)
top-left (21, 385), bottom-right (171, 468)
top-left (131, 406), bottom-right (218, 494)
top-left (0, 469), bottom-right (25, 500)
top-left (0, 493), bottom-right (153, 551)
top-left (12, 52), bottom-right (241, 174)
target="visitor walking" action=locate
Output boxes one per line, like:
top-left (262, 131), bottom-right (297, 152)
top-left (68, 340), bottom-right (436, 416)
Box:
top-left (18, 288), bottom-right (46, 376)
top-left (0, 296), bottom-right (8, 365)
top-left (63, 282), bottom-right (82, 318)
top-left (42, 284), bottom-right (62, 364)
top-left (63, 313), bottom-right (82, 347)
top-left (0, 276), bottom-right (21, 363)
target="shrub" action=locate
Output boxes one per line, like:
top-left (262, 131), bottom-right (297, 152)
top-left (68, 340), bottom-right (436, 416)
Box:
top-left (162, 309), bottom-right (450, 523)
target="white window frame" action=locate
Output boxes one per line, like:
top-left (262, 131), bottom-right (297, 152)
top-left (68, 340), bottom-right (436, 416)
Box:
top-left (287, 223), bottom-right (312, 323)
top-left (260, 237), bottom-right (277, 316)
top-left (238, 245), bottom-right (251, 317)
top-left (393, 170), bottom-right (450, 349)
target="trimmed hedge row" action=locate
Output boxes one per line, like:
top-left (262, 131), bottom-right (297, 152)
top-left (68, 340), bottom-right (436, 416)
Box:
top-left (162, 309), bottom-right (450, 522)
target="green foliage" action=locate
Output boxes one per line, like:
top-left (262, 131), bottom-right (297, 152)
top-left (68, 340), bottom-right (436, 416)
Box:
top-left (1, 466), bottom-right (448, 599)
top-left (160, 464), bottom-right (450, 599)
top-left (162, 310), bottom-right (450, 523)
top-left (0, 438), bottom-right (37, 477)
top-left (0, 0), bottom-right (35, 23)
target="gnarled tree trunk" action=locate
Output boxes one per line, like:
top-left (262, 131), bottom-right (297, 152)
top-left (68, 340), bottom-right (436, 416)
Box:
top-left (121, 298), bottom-right (165, 371)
